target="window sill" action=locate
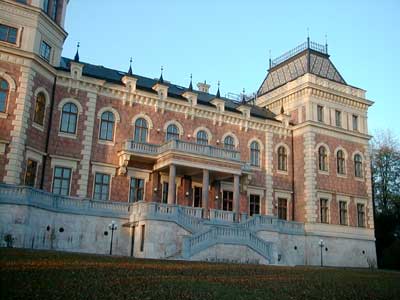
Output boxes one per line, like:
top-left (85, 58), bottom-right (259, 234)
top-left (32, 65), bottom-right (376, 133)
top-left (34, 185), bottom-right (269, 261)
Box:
top-left (32, 122), bottom-right (45, 132)
top-left (318, 170), bottom-right (329, 176)
top-left (58, 132), bottom-right (77, 140)
top-left (336, 173), bottom-right (347, 179)
top-left (277, 170), bottom-right (288, 176)
top-left (250, 166), bottom-right (262, 171)
top-left (98, 140), bottom-right (115, 146)
top-left (355, 177), bottom-right (364, 182)
top-left (0, 112), bottom-right (8, 119)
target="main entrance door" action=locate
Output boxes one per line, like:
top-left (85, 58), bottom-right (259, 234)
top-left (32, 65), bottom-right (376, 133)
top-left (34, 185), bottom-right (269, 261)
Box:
top-left (193, 186), bottom-right (202, 207)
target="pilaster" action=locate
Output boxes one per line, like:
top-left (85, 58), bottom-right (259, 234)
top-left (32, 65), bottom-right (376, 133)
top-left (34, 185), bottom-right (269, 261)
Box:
top-left (363, 144), bottom-right (374, 229)
top-left (76, 92), bottom-right (97, 197)
top-left (303, 131), bottom-right (317, 222)
top-left (4, 66), bottom-right (35, 184)
top-left (265, 130), bottom-right (273, 215)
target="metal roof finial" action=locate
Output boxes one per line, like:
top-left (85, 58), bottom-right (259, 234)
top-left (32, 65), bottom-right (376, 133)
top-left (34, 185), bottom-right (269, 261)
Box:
top-left (188, 73), bottom-right (193, 91)
top-left (74, 42), bottom-right (80, 62)
top-left (325, 34), bottom-right (328, 54)
top-left (307, 28), bottom-right (310, 47)
top-left (128, 57), bottom-right (133, 75)
top-left (242, 88), bottom-right (246, 104)
top-left (159, 66), bottom-right (164, 84)
top-left (216, 80), bottom-right (221, 98)
top-left (269, 49), bottom-right (272, 68)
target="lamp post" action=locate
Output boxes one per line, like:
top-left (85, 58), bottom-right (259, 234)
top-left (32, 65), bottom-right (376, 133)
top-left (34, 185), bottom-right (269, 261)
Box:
top-left (108, 221), bottom-right (118, 255)
top-left (318, 239), bottom-right (325, 267)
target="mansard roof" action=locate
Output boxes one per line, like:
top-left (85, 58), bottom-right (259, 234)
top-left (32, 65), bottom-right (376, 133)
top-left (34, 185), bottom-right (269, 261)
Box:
top-left (58, 57), bottom-right (277, 121)
top-left (258, 40), bottom-right (346, 96)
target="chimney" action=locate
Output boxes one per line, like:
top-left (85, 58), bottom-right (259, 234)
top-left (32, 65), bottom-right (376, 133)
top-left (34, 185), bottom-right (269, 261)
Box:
top-left (197, 81), bottom-right (210, 93)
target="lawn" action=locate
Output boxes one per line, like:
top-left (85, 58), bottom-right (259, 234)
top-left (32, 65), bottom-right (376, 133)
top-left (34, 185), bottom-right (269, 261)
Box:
top-left (0, 248), bottom-right (399, 300)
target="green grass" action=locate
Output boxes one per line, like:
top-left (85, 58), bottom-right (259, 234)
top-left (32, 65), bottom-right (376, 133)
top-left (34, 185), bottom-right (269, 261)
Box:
top-left (0, 248), bottom-right (399, 300)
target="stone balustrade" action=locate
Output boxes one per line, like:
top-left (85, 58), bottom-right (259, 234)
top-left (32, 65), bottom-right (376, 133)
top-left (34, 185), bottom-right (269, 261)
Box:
top-left (125, 139), bottom-right (241, 162)
top-left (209, 209), bottom-right (235, 223)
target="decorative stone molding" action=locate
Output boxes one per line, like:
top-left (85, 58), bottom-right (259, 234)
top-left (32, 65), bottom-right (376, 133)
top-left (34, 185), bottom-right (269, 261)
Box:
top-left (163, 120), bottom-right (184, 136)
top-left (221, 132), bottom-right (239, 147)
top-left (96, 106), bottom-right (121, 123)
top-left (303, 132), bottom-right (317, 223)
top-left (91, 162), bottom-right (117, 176)
top-left (193, 126), bottom-right (212, 143)
top-left (50, 155), bottom-right (79, 170)
top-left (77, 92), bottom-right (97, 197)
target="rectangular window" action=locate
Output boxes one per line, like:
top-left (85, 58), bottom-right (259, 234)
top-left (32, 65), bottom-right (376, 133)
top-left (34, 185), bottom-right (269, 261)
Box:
top-left (129, 178), bottom-right (144, 203)
top-left (193, 186), bottom-right (202, 208)
top-left (317, 105), bottom-right (324, 122)
top-left (52, 166), bottom-right (71, 196)
top-left (51, 0), bottom-right (58, 20)
top-left (40, 41), bottom-right (51, 62)
top-left (223, 190), bottom-right (233, 211)
top-left (140, 224), bottom-right (145, 252)
top-left (0, 24), bottom-right (18, 44)
top-left (352, 115), bottom-right (358, 131)
top-left (335, 110), bottom-right (342, 127)
top-left (249, 194), bottom-right (260, 216)
top-left (278, 198), bottom-right (287, 220)
top-left (93, 173), bottom-right (110, 201)
top-left (339, 201), bottom-right (348, 225)
top-left (320, 198), bottom-right (329, 223)
top-left (24, 159), bottom-right (38, 187)
top-left (357, 203), bottom-right (365, 227)
top-left (162, 182), bottom-right (168, 204)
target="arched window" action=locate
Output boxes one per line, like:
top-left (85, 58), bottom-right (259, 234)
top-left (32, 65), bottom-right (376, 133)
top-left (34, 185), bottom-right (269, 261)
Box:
top-left (354, 154), bottom-right (363, 178)
top-left (196, 130), bottom-right (208, 145)
top-left (99, 111), bottom-right (115, 141)
top-left (134, 118), bottom-right (148, 142)
top-left (336, 150), bottom-right (345, 174)
top-left (166, 124), bottom-right (179, 141)
top-left (250, 141), bottom-right (260, 167)
top-left (33, 92), bottom-right (46, 126)
top-left (278, 146), bottom-right (287, 171)
top-left (0, 78), bottom-right (9, 113)
top-left (60, 102), bottom-right (78, 134)
top-left (224, 135), bottom-right (235, 150)
top-left (318, 146), bottom-right (328, 171)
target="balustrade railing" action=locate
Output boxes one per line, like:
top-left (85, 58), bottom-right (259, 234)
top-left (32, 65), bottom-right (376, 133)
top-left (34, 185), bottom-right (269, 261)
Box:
top-left (125, 139), bottom-right (241, 162)
top-left (209, 209), bottom-right (235, 223)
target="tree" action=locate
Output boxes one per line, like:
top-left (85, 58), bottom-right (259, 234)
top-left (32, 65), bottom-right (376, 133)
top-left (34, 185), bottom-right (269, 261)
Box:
top-left (371, 129), bottom-right (400, 269)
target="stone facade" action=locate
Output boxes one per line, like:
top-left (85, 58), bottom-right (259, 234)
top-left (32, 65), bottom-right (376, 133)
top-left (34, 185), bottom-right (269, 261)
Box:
top-left (0, 0), bottom-right (376, 267)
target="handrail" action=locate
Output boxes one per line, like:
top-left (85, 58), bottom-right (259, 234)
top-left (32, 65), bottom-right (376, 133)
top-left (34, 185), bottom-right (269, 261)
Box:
top-left (125, 139), bottom-right (241, 162)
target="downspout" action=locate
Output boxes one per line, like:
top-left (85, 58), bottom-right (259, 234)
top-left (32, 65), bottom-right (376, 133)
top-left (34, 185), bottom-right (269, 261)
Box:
top-left (40, 75), bottom-right (57, 189)
top-left (291, 130), bottom-right (295, 221)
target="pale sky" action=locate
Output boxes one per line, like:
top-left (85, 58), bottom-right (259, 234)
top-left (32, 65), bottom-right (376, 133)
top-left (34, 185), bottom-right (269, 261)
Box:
top-left (62, 0), bottom-right (400, 137)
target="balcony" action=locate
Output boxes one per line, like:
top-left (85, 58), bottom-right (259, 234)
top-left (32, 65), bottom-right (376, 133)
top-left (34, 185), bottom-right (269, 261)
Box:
top-left (123, 139), bottom-right (241, 162)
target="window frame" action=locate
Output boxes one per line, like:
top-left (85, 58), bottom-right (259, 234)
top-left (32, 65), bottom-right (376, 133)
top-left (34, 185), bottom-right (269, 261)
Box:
top-left (129, 177), bottom-right (145, 203)
top-left (357, 203), bottom-right (366, 228)
top-left (277, 198), bottom-right (287, 220)
top-left (277, 146), bottom-right (288, 172)
top-left (320, 198), bottom-right (329, 224)
top-left (317, 105), bottom-right (324, 123)
top-left (99, 111), bottom-right (115, 142)
top-left (250, 141), bottom-right (261, 167)
top-left (336, 150), bottom-right (346, 175)
top-left (60, 102), bottom-right (78, 135)
top-left (33, 92), bottom-right (47, 126)
top-left (223, 135), bottom-right (235, 150)
top-left (24, 159), bottom-right (38, 187)
top-left (166, 124), bottom-right (180, 141)
top-left (93, 172), bottom-right (111, 201)
top-left (0, 78), bottom-right (9, 113)
top-left (196, 130), bottom-right (209, 145)
top-left (134, 118), bottom-right (148, 143)
top-left (0, 24), bottom-right (18, 45)
top-left (352, 115), bottom-right (359, 131)
top-left (222, 190), bottom-right (233, 211)
top-left (52, 166), bottom-right (72, 196)
top-left (354, 154), bottom-right (363, 178)
top-left (249, 194), bottom-right (260, 216)
top-left (40, 40), bottom-right (52, 62)
top-left (335, 110), bottom-right (342, 127)
top-left (318, 146), bottom-right (328, 172)
top-left (339, 200), bottom-right (348, 226)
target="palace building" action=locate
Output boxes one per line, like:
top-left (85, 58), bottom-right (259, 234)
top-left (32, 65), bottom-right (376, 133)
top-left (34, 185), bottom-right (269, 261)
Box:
top-left (0, 0), bottom-right (376, 267)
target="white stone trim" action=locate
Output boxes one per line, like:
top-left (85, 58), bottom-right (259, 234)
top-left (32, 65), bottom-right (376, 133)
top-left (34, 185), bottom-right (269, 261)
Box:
top-left (304, 132), bottom-right (317, 222)
top-left (50, 156), bottom-right (78, 171)
top-left (163, 120), bottom-right (184, 136)
top-left (0, 139), bottom-right (7, 155)
top-left (91, 172), bottom-right (113, 201)
top-left (334, 146), bottom-right (348, 176)
top-left (77, 92), bottom-right (97, 197)
top-left (91, 162), bottom-right (117, 176)
top-left (275, 191), bottom-right (292, 220)
top-left (25, 149), bottom-right (43, 165)
top-left (97, 106), bottom-right (121, 123)
top-left (316, 191), bottom-right (332, 224)
top-left (132, 113), bottom-right (153, 129)
top-left (128, 175), bottom-right (147, 202)
top-left (193, 126), bottom-right (212, 143)
top-left (247, 137), bottom-right (264, 150)
top-left (4, 67), bottom-right (35, 184)
top-left (127, 167), bottom-right (151, 181)
top-left (0, 68), bottom-right (17, 92)
top-left (264, 131), bottom-right (273, 215)
top-left (57, 98), bottom-right (83, 113)
top-left (221, 132), bottom-right (239, 147)
top-left (352, 150), bottom-right (365, 161)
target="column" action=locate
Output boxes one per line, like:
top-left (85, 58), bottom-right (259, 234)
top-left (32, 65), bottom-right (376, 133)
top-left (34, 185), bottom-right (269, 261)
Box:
top-left (202, 169), bottom-right (209, 217)
top-left (233, 174), bottom-right (240, 222)
top-left (167, 164), bottom-right (176, 205)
